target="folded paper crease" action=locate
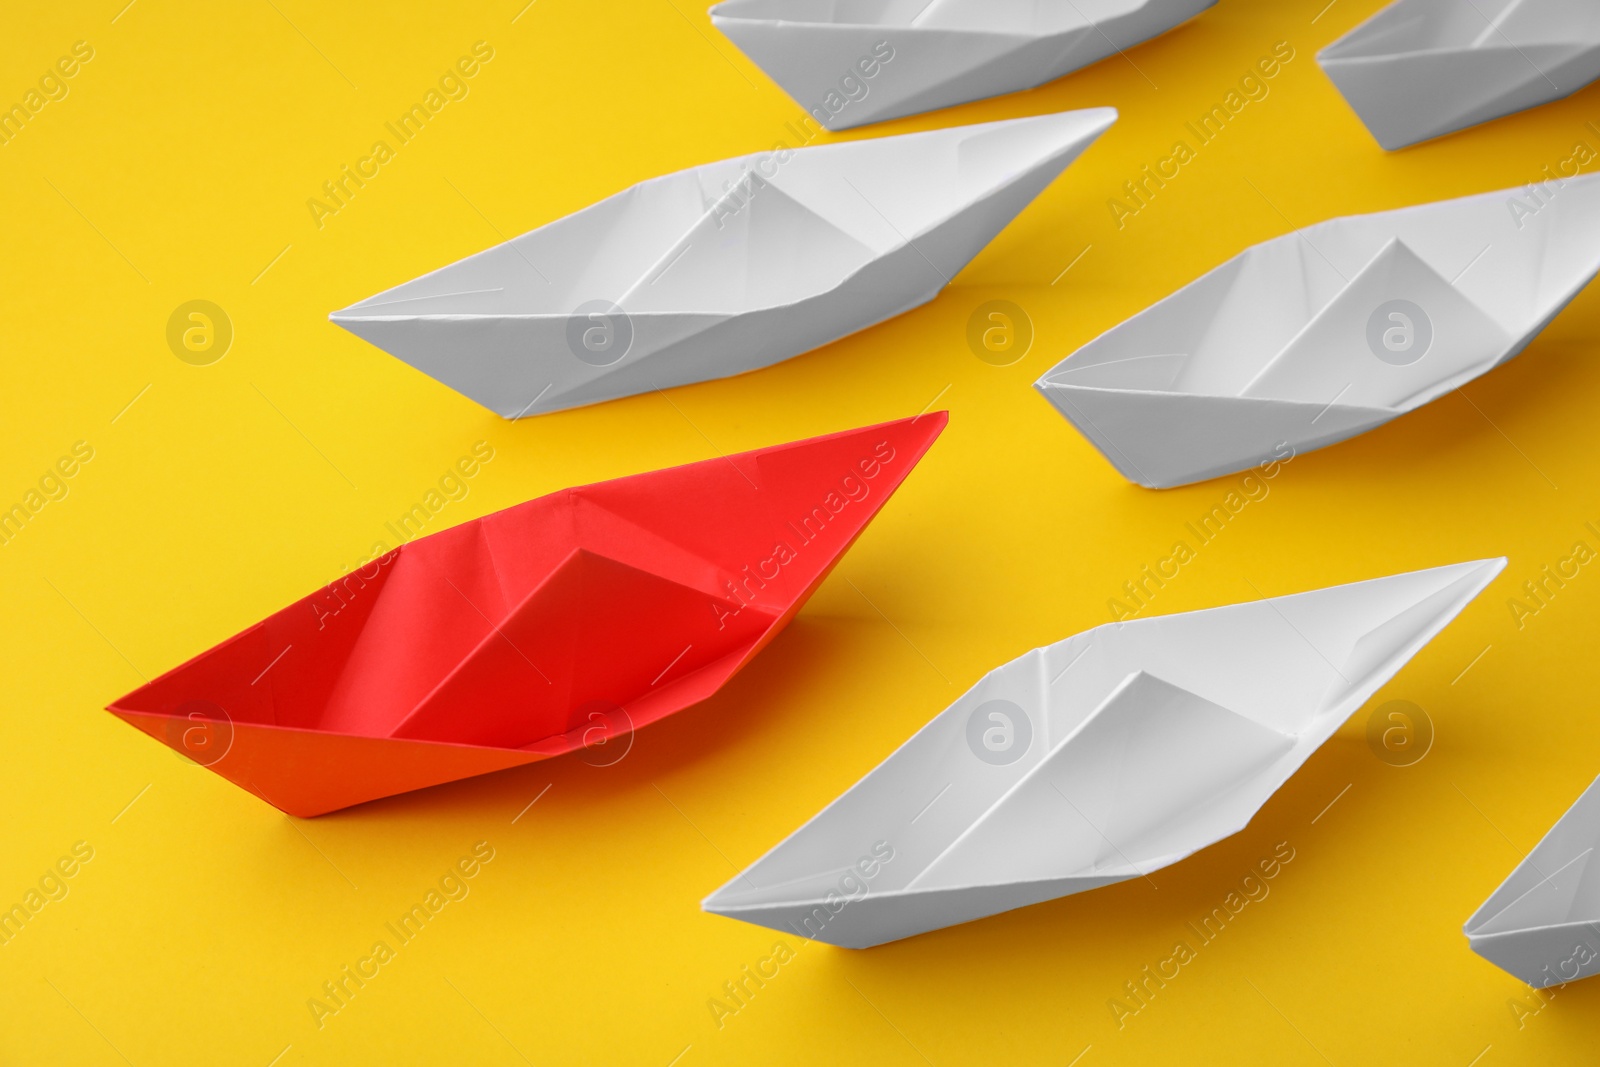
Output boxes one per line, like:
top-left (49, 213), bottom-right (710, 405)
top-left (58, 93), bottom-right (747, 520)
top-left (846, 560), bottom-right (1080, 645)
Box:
top-left (107, 414), bottom-right (947, 816)
top-left (710, 0), bottom-right (1214, 129)
top-left (1318, 0), bottom-right (1600, 150)
top-left (331, 110), bottom-right (1114, 418)
top-left (1035, 176), bottom-right (1600, 488)
top-left (1466, 775), bottom-right (1600, 987)
top-left (706, 559), bottom-right (1503, 947)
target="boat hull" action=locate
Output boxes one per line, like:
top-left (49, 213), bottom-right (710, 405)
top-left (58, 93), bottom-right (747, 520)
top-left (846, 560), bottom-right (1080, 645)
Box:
top-left (1032, 385), bottom-right (1391, 489)
top-left (332, 110), bottom-right (1115, 418)
top-left (106, 416), bottom-right (949, 816)
top-left (707, 872), bottom-right (1131, 949)
top-left (1318, 0), bottom-right (1600, 150)
top-left (711, 0), bottom-right (1214, 130)
top-left (707, 561), bottom-right (1505, 946)
top-left (1035, 176), bottom-right (1600, 487)
top-left (1465, 775), bottom-right (1600, 987)
top-left (1322, 44), bottom-right (1600, 150)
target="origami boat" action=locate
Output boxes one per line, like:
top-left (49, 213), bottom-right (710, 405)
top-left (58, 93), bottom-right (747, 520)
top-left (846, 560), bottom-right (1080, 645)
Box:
top-left (711, 0), bottom-right (1214, 130)
top-left (705, 559), bottom-right (1503, 948)
top-left (1035, 175), bottom-right (1600, 488)
top-left (107, 414), bottom-right (947, 816)
top-left (1466, 775), bottom-right (1600, 988)
top-left (330, 109), bottom-right (1114, 418)
top-left (1319, 0), bottom-right (1600, 150)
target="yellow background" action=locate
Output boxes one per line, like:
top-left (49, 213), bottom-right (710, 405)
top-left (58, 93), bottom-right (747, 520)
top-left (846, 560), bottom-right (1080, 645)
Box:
top-left (5, 0), bottom-right (1600, 1063)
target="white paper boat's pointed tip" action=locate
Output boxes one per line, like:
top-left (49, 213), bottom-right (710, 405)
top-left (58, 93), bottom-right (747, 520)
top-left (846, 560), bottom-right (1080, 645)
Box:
top-left (328, 303), bottom-right (372, 327)
top-left (705, 560), bottom-right (1510, 947)
top-left (700, 899), bottom-right (745, 923)
top-left (1040, 105), bottom-right (1118, 138)
top-left (1464, 773), bottom-right (1600, 986)
top-left (700, 884), bottom-right (732, 912)
top-left (1446, 557), bottom-right (1509, 602)
top-left (327, 308), bottom-right (381, 344)
top-left (1390, 557), bottom-right (1507, 600)
top-left (1078, 107), bottom-right (1119, 143)
top-left (971, 106), bottom-right (1117, 141)
top-left (991, 107), bottom-right (1118, 172)
top-left (1454, 556), bottom-right (1509, 587)
top-left (326, 304), bottom-right (413, 366)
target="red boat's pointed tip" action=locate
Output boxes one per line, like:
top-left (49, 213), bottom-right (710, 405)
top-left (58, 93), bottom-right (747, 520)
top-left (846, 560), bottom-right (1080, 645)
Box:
top-left (746, 411), bottom-right (949, 472)
top-left (881, 408), bottom-right (948, 429)
top-left (884, 408), bottom-right (949, 451)
top-left (858, 408), bottom-right (948, 439)
top-left (106, 678), bottom-right (147, 709)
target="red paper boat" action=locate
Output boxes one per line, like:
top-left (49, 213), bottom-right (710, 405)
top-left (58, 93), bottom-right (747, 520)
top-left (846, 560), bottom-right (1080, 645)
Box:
top-left (108, 414), bottom-right (946, 816)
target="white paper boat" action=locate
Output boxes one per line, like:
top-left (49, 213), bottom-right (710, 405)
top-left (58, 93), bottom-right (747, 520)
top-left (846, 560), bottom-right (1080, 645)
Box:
top-left (1466, 775), bottom-right (1600, 988)
top-left (1034, 175), bottom-right (1600, 488)
top-left (709, 0), bottom-right (1214, 130)
top-left (330, 109), bottom-right (1114, 419)
top-left (1319, 0), bottom-right (1600, 150)
top-left (705, 559), bottom-right (1504, 948)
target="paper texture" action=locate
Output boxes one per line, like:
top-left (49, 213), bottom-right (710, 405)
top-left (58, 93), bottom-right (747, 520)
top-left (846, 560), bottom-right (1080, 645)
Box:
top-left (1466, 775), bottom-right (1600, 988)
top-left (106, 414), bottom-right (947, 816)
top-left (710, 0), bottom-right (1213, 130)
top-left (1035, 175), bottom-right (1600, 488)
top-left (705, 559), bottom-right (1503, 948)
top-left (330, 109), bottom-right (1113, 419)
top-left (1319, 0), bottom-right (1600, 150)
